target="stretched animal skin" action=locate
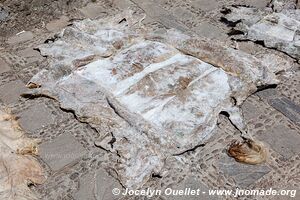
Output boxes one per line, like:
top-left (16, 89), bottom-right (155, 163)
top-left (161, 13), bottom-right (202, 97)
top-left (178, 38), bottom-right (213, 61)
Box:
top-left (25, 12), bottom-right (290, 188)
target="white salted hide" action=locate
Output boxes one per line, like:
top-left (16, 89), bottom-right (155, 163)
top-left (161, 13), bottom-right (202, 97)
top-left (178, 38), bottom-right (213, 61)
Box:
top-left (0, 110), bottom-right (45, 200)
top-left (25, 12), bottom-right (289, 188)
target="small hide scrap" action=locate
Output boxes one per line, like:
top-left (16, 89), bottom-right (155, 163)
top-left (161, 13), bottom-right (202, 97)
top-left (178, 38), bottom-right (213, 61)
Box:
top-left (0, 110), bottom-right (45, 200)
top-left (222, 5), bottom-right (300, 61)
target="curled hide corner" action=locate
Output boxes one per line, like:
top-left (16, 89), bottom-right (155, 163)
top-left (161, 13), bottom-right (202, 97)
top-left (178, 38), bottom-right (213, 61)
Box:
top-left (0, 109), bottom-right (46, 200)
top-left (228, 139), bottom-right (267, 165)
top-left (23, 11), bottom-right (291, 188)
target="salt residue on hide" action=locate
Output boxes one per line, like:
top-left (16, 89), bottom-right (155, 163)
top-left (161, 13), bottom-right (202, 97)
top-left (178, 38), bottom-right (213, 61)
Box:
top-left (222, 6), bottom-right (300, 60)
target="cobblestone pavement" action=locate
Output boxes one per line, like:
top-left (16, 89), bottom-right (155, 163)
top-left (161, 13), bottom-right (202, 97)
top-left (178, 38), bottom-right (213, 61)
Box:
top-left (0, 0), bottom-right (299, 199)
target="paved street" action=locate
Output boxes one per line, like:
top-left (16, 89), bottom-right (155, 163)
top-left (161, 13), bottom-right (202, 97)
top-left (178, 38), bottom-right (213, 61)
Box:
top-left (0, 0), bottom-right (299, 199)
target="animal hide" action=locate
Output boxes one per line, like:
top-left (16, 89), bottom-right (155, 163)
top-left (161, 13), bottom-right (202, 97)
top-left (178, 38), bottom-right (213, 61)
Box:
top-left (222, 5), bottom-right (300, 61)
top-left (0, 110), bottom-right (45, 200)
top-left (25, 12), bottom-right (291, 188)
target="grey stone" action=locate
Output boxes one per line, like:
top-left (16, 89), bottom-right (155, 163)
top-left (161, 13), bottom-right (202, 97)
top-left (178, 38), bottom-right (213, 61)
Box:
top-left (165, 176), bottom-right (219, 200)
top-left (190, 0), bottom-right (219, 11)
top-left (131, 0), bottom-right (189, 32)
top-left (17, 48), bottom-right (43, 63)
top-left (0, 58), bottom-right (11, 74)
top-left (73, 172), bottom-right (95, 200)
top-left (0, 7), bottom-right (9, 22)
top-left (241, 100), bottom-right (262, 120)
top-left (7, 31), bottom-right (34, 44)
top-left (222, 6), bottom-right (300, 60)
top-left (0, 80), bottom-right (27, 104)
top-left (173, 7), bottom-right (193, 20)
top-left (271, 0), bottom-right (297, 11)
top-left (80, 3), bottom-right (107, 19)
top-left (46, 16), bottom-right (69, 32)
top-left (269, 97), bottom-right (300, 123)
top-left (193, 22), bottom-right (227, 39)
top-left (133, 0), bottom-right (166, 18)
top-left (157, 14), bottom-right (189, 32)
top-left (237, 0), bottom-right (269, 8)
top-left (113, 0), bottom-right (133, 10)
top-left (24, 11), bottom-right (287, 188)
top-left (256, 125), bottom-right (300, 159)
top-left (40, 132), bottom-right (87, 171)
top-left (73, 168), bottom-right (122, 200)
top-left (219, 154), bottom-right (271, 187)
top-left (255, 88), bottom-right (278, 100)
top-left (18, 103), bottom-right (55, 132)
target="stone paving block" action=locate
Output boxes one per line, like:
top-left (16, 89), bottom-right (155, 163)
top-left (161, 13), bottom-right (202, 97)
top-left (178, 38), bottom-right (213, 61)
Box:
top-left (132, 0), bottom-right (189, 32)
top-left (241, 100), bottom-right (262, 121)
top-left (281, 97), bottom-right (300, 113)
top-left (165, 176), bottom-right (219, 200)
top-left (73, 168), bottom-right (122, 200)
top-left (235, 0), bottom-right (269, 8)
top-left (73, 172), bottom-right (94, 200)
top-left (40, 132), bottom-right (87, 171)
top-left (192, 22), bottom-right (227, 40)
top-left (256, 125), bottom-right (300, 159)
top-left (17, 47), bottom-right (43, 63)
top-left (0, 58), bottom-right (11, 74)
top-left (18, 103), bottom-right (55, 132)
top-left (172, 7), bottom-right (193, 20)
top-left (133, 0), bottom-right (166, 18)
top-left (269, 97), bottom-right (300, 124)
top-left (256, 88), bottom-right (278, 100)
top-left (46, 16), bottom-right (69, 32)
top-left (113, 0), bottom-right (133, 10)
top-left (219, 154), bottom-right (271, 188)
top-left (7, 31), bottom-right (34, 44)
top-left (0, 80), bottom-right (27, 104)
top-left (80, 3), bottom-right (108, 19)
top-left (190, 0), bottom-right (219, 11)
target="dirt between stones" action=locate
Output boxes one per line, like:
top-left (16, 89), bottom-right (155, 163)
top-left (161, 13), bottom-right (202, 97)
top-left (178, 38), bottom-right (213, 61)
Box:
top-left (0, 0), bottom-right (89, 37)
